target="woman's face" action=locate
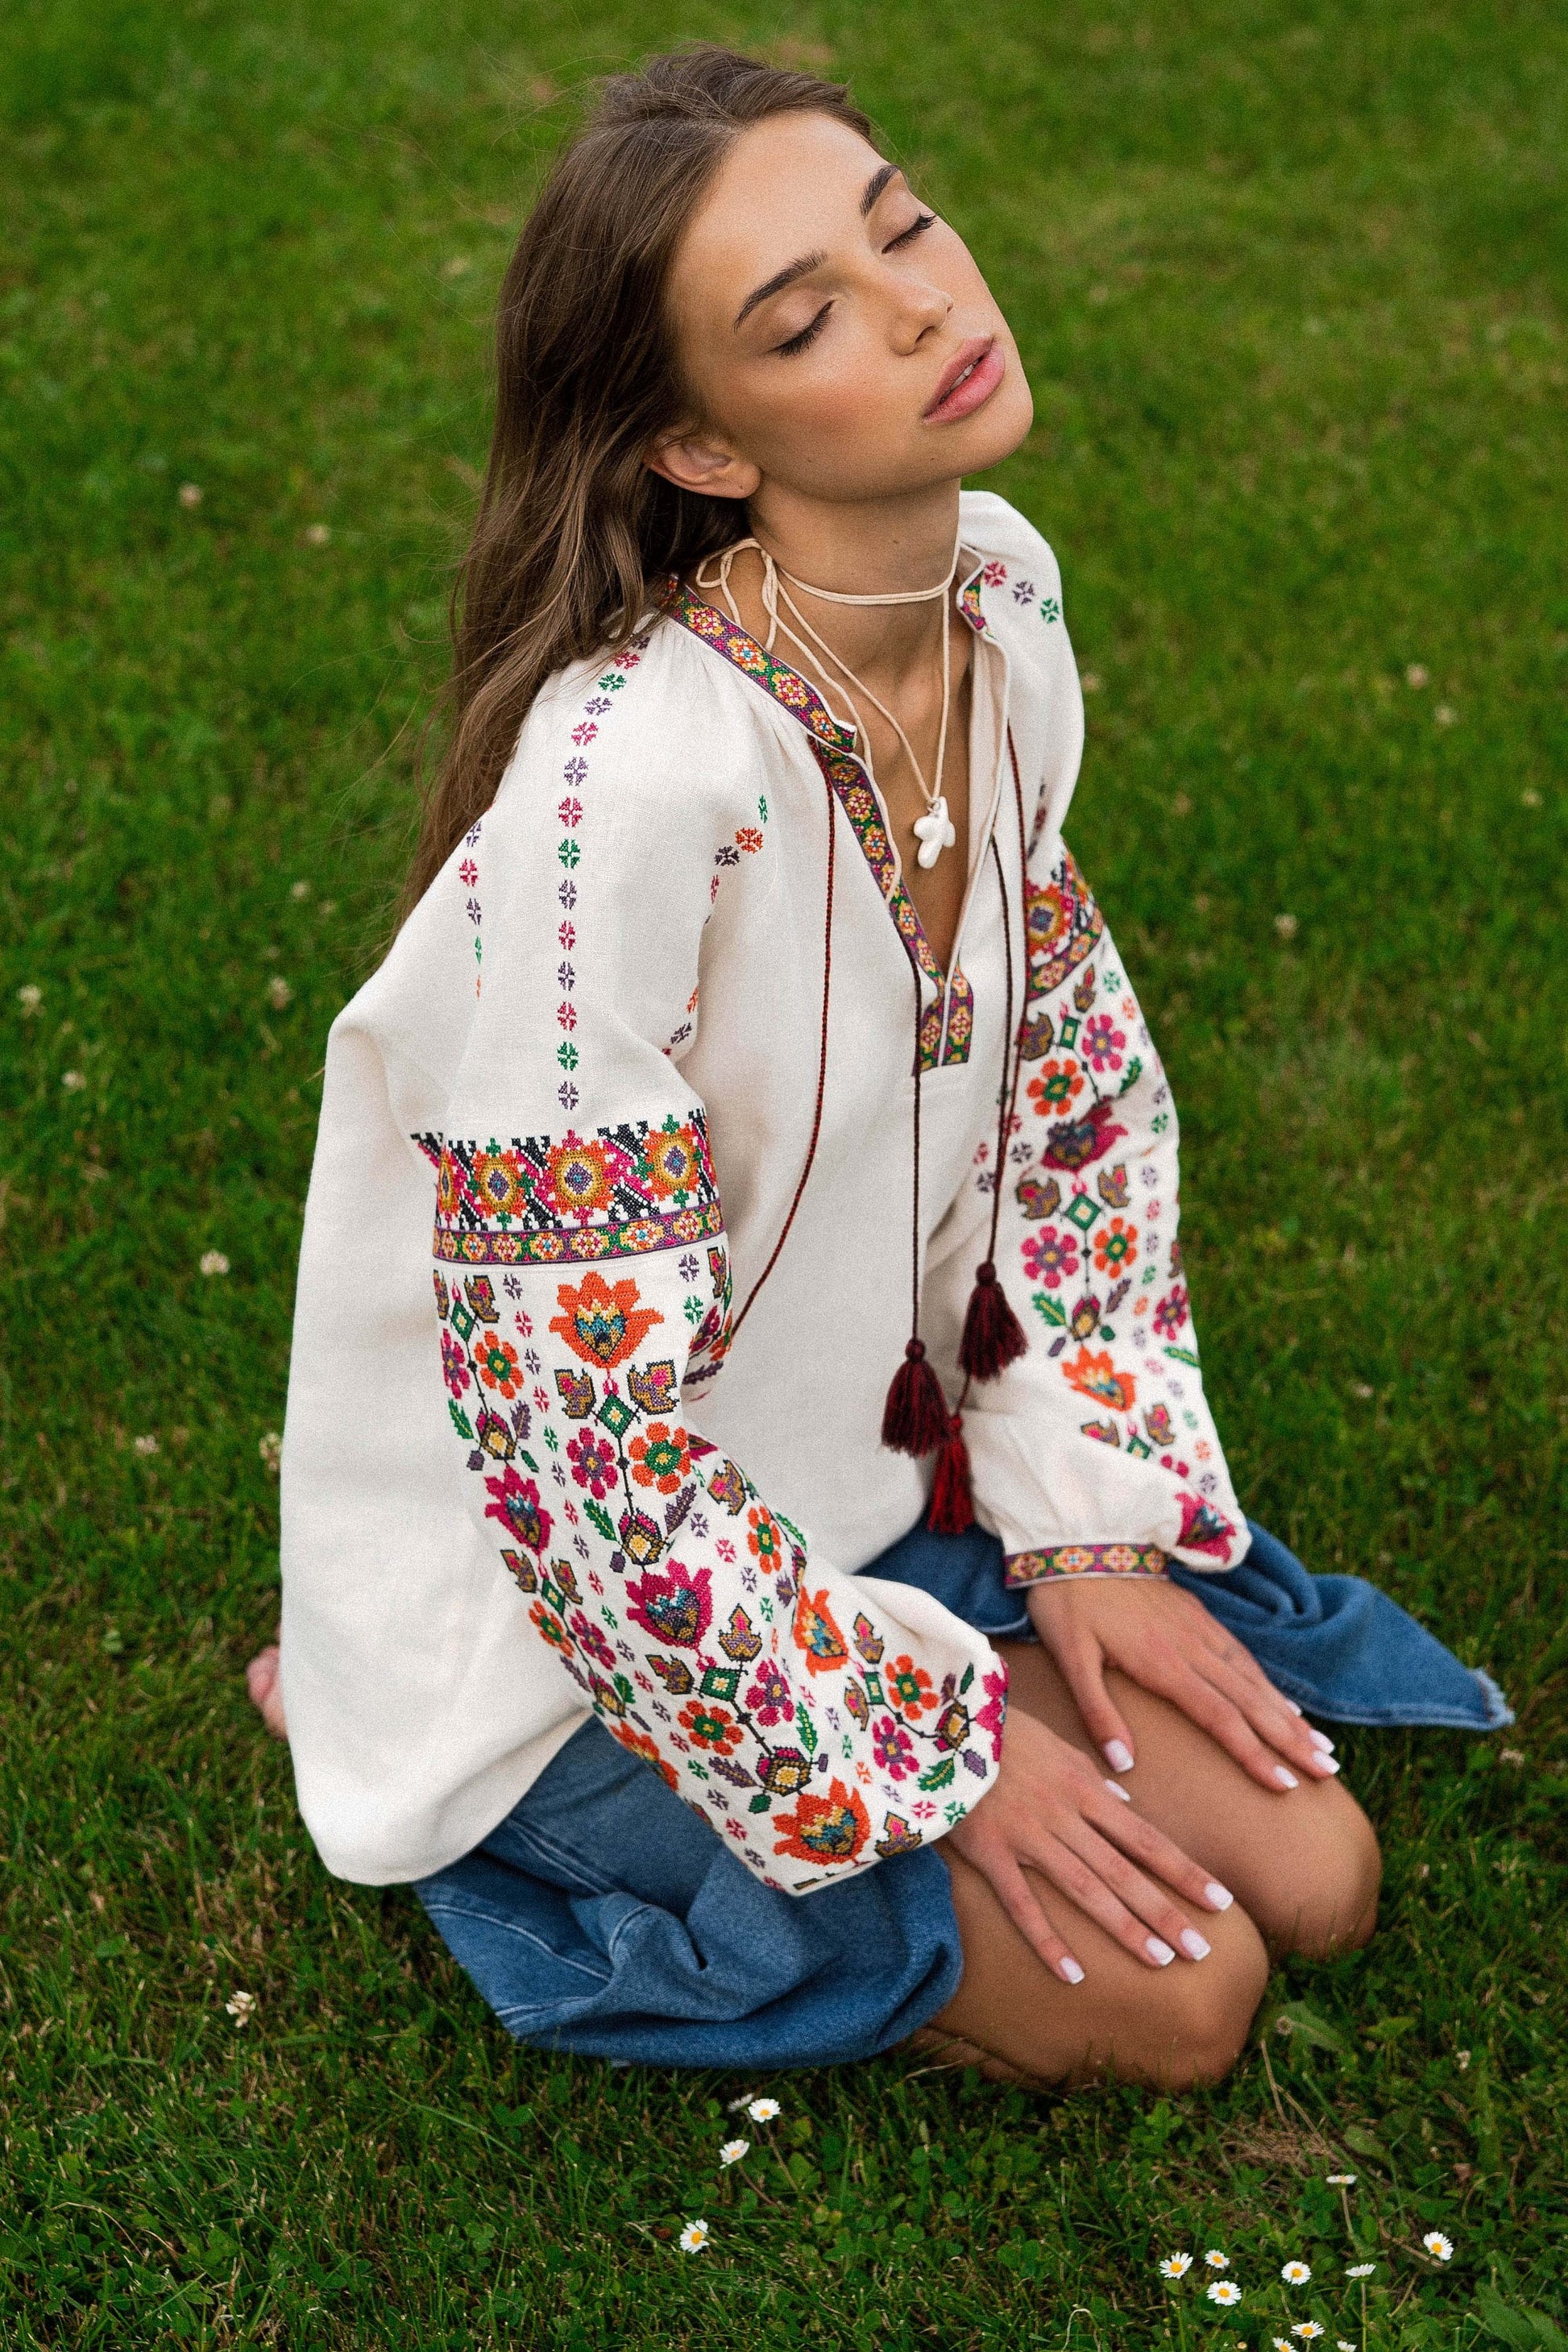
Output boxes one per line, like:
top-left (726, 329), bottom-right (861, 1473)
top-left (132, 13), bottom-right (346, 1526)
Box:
top-left (654, 110), bottom-right (1033, 508)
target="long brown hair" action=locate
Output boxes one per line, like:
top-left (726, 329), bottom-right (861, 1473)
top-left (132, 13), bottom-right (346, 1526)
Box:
top-left (400, 47), bottom-right (873, 920)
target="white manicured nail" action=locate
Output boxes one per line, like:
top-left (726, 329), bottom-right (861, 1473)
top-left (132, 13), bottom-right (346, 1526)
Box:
top-left (1274, 1765), bottom-right (1300, 1789)
top-left (1204, 1881), bottom-right (1234, 1910)
top-left (1311, 1754), bottom-right (1342, 1775)
top-left (1104, 1777), bottom-right (1132, 1802)
top-left (1146, 1937), bottom-right (1176, 1966)
top-left (1060, 1956), bottom-right (1085, 1985)
top-left (1287, 1699), bottom-right (1304, 1715)
top-left (1179, 1930), bottom-right (1211, 1960)
top-left (1309, 1728), bottom-right (1335, 1753)
top-left (1104, 1739), bottom-right (1135, 1773)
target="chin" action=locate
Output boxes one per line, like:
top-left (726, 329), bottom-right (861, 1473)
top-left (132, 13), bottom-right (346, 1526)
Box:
top-left (952, 371), bottom-right (1035, 475)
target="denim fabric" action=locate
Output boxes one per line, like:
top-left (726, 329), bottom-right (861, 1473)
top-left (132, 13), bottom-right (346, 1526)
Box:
top-left (416, 1711), bottom-right (961, 2068)
top-left (868, 1516), bottom-right (1512, 1732)
top-left (418, 1508), bottom-right (1510, 2067)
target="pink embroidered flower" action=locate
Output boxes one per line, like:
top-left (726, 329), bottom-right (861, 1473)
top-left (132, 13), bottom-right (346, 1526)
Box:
top-left (626, 1561), bottom-right (713, 1649)
top-left (440, 1330), bottom-right (471, 1396)
top-left (1082, 1014), bottom-right (1126, 1072)
top-left (486, 1466), bottom-right (551, 1554)
top-left (974, 1663), bottom-right (1008, 1763)
top-left (745, 1661), bottom-right (794, 1726)
top-left (872, 1715), bottom-right (917, 1779)
top-left (569, 1611), bottom-right (616, 1670)
top-left (557, 797), bottom-right (583, 828)
top-left (566, 1430), bottom-right (617, 1499)
top-left (1022, 1224), bottom-right (1079, 1290)
top-left (1176, 1492), bottom-right (1235, 1561)
top-left (1153, 1286), bottom-right (1190, 1339)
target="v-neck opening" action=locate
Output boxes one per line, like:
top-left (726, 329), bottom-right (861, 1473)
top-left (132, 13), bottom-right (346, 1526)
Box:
top-left (660, 565), bottom-right (1003, 1069)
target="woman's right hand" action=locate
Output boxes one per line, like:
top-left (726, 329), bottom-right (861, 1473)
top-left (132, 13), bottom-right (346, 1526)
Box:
top-left (944, 1702), bottom-right (1234, 1984)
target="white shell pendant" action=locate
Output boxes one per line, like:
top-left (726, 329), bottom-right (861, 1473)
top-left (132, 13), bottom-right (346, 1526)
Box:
top-left (912, 795), bottom-right (956, 869)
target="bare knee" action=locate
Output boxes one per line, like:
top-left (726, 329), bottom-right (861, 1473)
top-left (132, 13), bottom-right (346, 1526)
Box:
top-left (1251, 1787), bottom-right (1382, 1960)
top-left (1112, 1909), bottom-right (1271, 2089)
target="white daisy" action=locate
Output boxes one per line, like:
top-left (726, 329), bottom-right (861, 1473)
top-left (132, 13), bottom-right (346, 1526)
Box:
top-left (1281, 2260), bottom-right (1312, 2284)
top-left (677, 2219), bottom-right (710, 2254)
top-left (225, 1990), bottom-right (255, 2025)
top-left (1159, 2254), bottom-right (1193, 2278)
top-left (1206, 2281), bottom-right (1242, 2307)
top-left (1346, 2263), bottom-right (1376, 2278)
top-left (746, 2097), bottom-right (781, 2123)
top-left (1338, 2342), bottom-right (1358, 2350)
top-left (1205, 2250), bottom-right (1230, 2270)
top-left (719, 2139), bottom-right (749, 2167)
top-left (1422, 2232), bottom-right (1453, 2263)
top-left (1326, 2172), bottom-right (1356, 2185)
top-left (1292, 2327), bottom-right (1325, 2343)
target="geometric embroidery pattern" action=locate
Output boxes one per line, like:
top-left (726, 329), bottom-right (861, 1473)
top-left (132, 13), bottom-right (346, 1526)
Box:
top-left (415, 1112), bottom-right (724, 1268)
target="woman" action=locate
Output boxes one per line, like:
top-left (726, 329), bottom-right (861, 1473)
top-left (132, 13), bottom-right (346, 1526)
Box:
top-left (256, 48), bottom-right (1506, 2088)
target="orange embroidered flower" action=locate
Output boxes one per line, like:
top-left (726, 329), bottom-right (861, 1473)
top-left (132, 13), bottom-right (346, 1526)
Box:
top-left (1092, 1217), bottom-right (1138, 1276)
top-left (612, 1724), bottom-right (679, 1792)
top-left (1063, 1346), bottom-right (1137, 1413)
top-left (639, 1119), bottom-right (704, 1205)
top-left (793, 1587), bottom-right (849, 1676)
top-left (628, 1421), bottom-right (691, 1495)
top-left (884, 1655), bottom-right (939, 1721)
top-left (1027, 1058), bottom-right (1085, 1119)
top-left (550, 1270), bottom-right (663, 1368)
top-left (772, 1779), bottom-right (869, 1868)
top-left (468, 1146), bottom-right (529, 1222)
top-left (677, 1698), bottom-right (743, 1755)
top-left (746, 1505), bottom-right (783, 1567)
top-left (473, 1331), bottom-right (523, 1396)
top-left (537, 1134), bottom-right (622, 1222)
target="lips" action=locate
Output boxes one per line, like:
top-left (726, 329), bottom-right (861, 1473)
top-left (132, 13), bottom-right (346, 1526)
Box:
top-left (925, 336), bottom-right (1004, 422)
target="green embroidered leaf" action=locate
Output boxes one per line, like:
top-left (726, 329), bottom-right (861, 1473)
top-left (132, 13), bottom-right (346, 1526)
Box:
top-left (518, 1450), bottom-right (537, 1472)
top-left (918, 1757), bottom-right (956, 1793)
top-left (447, 1402), bottom-right (474, 1440)
top-left (585, 1500), bottom-right (616, 1542)
top-left (1117, 1056), bottom-right (1143, 1094)
top-left (799, 1711), bottom-right (819, 1756)
top-left (748, 1793), bottom-right (772, 1815)
top-left (958, 1663), bottom-right (973, 1694)
top-left (1032, 1292), bottom-right (1067, 1328)
top-left (1164, 1346), bottom-right (1202, 1369)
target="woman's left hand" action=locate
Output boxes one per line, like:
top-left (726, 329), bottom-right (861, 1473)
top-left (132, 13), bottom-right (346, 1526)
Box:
top-left (1026, 1574), bottom-right (1340, 1793)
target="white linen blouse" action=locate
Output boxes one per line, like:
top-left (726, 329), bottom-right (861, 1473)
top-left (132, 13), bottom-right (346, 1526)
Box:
top-left (279, 490), bottom-right (1247, 1891)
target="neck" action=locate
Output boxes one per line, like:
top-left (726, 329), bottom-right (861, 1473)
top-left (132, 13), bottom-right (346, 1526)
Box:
top-left (742, 478), bottom-right (964, 680)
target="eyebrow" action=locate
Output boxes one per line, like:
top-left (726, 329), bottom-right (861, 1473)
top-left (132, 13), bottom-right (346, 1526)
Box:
top-left (732, 164), bottom-right (906, 329)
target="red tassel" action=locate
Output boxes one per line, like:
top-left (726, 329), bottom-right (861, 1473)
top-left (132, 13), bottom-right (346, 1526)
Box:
top-left (959, 1260), bottom-right (1028, 1382)
top-left (927, 1412), bottom-right (975, 1534)
top-left (881, 1338), bottom-right (949, 1457)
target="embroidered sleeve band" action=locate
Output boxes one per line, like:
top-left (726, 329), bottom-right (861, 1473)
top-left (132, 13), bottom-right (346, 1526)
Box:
top-left (1005, 1543), bottom-right (1168, 1587)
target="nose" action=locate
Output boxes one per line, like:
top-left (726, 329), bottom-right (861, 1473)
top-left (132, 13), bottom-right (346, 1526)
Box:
top-left (889, 279), bottom-right (953, 355)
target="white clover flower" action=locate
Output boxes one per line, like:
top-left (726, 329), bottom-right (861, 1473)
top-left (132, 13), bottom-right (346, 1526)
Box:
top-left (133, 1434), bottom-right (159, 1457)
top-left (1326, 2172), bottom-right (1356, 2184)
top-left (259, 1432), bottom-right (282, 1474)
top-left (1292, 2327), bottom-right (1325, 2343)
top-left (746, 2097), bottom-right (781, 2123)
top-left (719, 2139), bottom-right (749, 2167)
top-left (200, 1250), bottom-right (230, 1276)
top-left (179, 483), bottom-right (203, 508)
top-left (62, 1069), bottom-right (86, 1091)
top-left (1205, 2250), bottom-right (1230, 2270)
top-left (1281, 2260), bottom-right (1312, 2284)
top-left (1422, 2232), bottom-right (1453, 2263)
top-left (289, 879), bottom-right (311, 901)
top-left (1346, 2263), bottom-right (1376, 2277)
top-left (1159, 2253), bottom-right (1193, 2278)
top-left (1206, 2279), bottom-right (1242, 2307)
top-left (17, 985), bottom-right (41, 1014)
top-left (677, 2219), bottom-right (709, 2253)
top-left (1275, 912), bottom-right (1299, 940)
top-left (225, 1990), bottom-right (255, 2025)
top-left (267, 975), bottom-right (293, 1010)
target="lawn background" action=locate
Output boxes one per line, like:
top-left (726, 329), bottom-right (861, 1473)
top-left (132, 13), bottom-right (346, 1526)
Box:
top-left (2, 0), bottom-right (1566, 2343)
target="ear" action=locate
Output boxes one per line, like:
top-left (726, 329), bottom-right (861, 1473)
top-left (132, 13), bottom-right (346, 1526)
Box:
top-left (645, 429), bottom-right (761, 503)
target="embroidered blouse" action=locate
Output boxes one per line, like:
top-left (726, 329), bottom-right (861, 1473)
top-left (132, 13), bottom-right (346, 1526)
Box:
top-left (279, 491), bottom-right (1248, 1890)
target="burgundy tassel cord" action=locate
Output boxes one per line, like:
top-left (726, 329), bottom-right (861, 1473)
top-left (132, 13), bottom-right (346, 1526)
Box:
top-left (881, 730), bottom-right (1035, 1537)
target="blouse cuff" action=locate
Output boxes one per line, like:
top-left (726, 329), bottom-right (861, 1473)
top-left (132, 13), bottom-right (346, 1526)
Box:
top-left (1004, 1542), bottom-right (1168, 1589)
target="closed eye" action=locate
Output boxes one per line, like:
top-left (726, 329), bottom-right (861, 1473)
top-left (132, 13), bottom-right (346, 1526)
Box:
top-left (774, 302), bottom-right (832, 356)
top-left (885, 210), bottom-right (937, 251)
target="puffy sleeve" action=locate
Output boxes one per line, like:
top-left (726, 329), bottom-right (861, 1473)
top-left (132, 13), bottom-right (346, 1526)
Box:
top-left (932, 547), bottom-right (1251, 1586)
top-left (425, 632), bottom-right (1006, 1894)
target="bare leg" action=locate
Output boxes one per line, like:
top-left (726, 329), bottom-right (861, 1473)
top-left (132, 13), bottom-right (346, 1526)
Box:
top-left (915, 1641), bottom-right (1379, 2088)
top-left (246, 1643), bottom-right (288, 1739)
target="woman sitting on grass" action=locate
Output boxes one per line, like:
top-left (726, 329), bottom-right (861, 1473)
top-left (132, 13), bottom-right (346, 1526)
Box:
top-left (252, 47), bottom-right (1509, 2087)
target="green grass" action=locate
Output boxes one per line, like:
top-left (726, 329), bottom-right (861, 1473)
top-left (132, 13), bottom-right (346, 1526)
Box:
top-left (2, 0), bottom-right (1566, 2342)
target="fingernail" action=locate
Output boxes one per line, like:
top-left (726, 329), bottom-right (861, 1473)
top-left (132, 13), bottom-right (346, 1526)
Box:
top-left (1310, 1754), bottom-right (1342, 1775)
top-left (1204, 1881), bottom-right (1234, 1911)
top-left (1146, 1937), bottom-right (1176, 1966)
top-left (1286, 1699), bottom-right (1304, 1715)
top-left (1179, 1929), bottom-right (1211, 1960)
top-left (1103, 1739), bottom-right (1135, 1773)
top-left (1060, 1956), bottom-right (1085, 1985)
top-left (1274, 1765), bottom-right (1300, 1789)
top-left (1104, 1777), bottom-right (1132, 1802)
top-left (1309, 1728), bottom-right (1335, 1753)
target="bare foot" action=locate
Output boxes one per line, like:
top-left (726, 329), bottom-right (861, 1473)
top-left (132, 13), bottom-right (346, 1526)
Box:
top-left (246, 1644), bottom-right (288, 1740)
